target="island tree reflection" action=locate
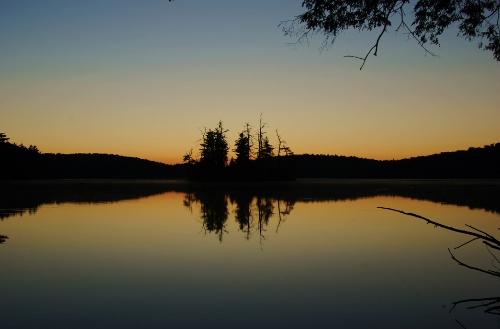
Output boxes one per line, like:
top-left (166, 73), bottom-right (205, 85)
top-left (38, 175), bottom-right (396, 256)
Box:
top-left (183, 191), bottom-right (295, 243)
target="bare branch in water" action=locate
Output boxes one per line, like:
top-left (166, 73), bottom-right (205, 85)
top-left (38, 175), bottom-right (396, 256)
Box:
top-left (378, 206), bottom-right (500, 317)
top-left (451, 297), bottom-right (500, 313)
top-left (448, 248), bottom-right (500, 278)
top-left (377, 207), bottom-right (500, 248)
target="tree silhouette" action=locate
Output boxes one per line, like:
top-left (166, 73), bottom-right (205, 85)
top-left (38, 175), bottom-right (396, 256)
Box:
top-left (28, 145), bottom-right (39, 154)
top-left (256, 116), bottom-right (274, 159)
top-left (0, 132), bottom-right (9, 143)
top-left (182, 149), bottom-right (196, 165)
top-left (260, 136), bottom-right (274, 159)
top-left (282, 0), bottom-right (500, 69)
top-left (234, 123), bottom-right (253, 164)
top-left (276, 129), bottom-right (293, 157)
top-left (181, 118), bottom-right (297, 180)
top-left (199, 121), bottom-right (229, 170)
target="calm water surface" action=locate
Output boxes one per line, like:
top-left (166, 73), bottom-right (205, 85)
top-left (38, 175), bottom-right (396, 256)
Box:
top-left (0, 180), bottom-right (499, 328)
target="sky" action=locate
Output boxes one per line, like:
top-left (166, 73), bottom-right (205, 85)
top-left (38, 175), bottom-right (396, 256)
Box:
top-left (1, 0), bottom-right (499, 164)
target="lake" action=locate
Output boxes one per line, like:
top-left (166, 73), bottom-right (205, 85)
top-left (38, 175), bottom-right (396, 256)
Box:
top-left (1, 180), bottom-right (499, 328)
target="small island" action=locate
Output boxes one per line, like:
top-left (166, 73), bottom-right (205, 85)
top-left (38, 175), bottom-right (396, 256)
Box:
top-left (181, 117), bottom-right (295, 181)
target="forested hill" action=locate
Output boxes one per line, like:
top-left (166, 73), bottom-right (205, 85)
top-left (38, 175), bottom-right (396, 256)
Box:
top-left (294, 143), bottom-right (500, 178)
top-left (0, 141), bottom-right (184, 179)
top-left (39, 153), bottom-right (185, 179)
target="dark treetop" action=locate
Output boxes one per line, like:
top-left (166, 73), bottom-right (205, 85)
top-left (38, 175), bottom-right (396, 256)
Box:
top-left (282, 0), bottom-right (500, 69)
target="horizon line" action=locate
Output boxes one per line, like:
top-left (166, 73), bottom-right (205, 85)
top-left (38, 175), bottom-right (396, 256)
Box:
top-left (33, 141), bottom-right (499, 166)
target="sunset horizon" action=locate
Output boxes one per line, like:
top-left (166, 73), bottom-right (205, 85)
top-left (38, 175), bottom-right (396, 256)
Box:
top-left (1, 1), bottom-right (499, 328)
top-left (1, 1), bottom-right (498, 165)
top-left (3, 127), bottom-right (499, 165)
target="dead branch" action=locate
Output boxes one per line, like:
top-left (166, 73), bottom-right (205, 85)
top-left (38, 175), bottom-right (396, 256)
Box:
top-left (379, 205), bottom-right (500, 318)
top-left (377, 207), bottom-right (500, 249)
top-left (345, 1), bottom-right (399, 70)
top-left (378, 206), bottom-right (500, 278)
top-left (451, 297), bottom-right (500, 312)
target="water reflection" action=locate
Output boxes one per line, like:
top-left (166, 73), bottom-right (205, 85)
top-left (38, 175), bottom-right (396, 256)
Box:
top-left (184, 191), bottom-right (229, 241)
top-left (0, 208), bottom-right (37, 220)
top-left (181, 187), bottom-right (500, 325)
top-left (0, 181), bottom-right (179, 243)
top-left (0, 180), bottom-right (177, 221)
top-left (0, 180), bottom-right (499, 328)
top-left (1, 180), bottom-right (499, 223)
top-left (184, 190), bottom-right (295, 243)
top-left (1, 180), bottom-right (499, 247)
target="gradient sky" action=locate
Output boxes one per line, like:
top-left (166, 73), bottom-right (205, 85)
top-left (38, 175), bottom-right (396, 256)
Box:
top-left (1, 0), bottom-right (499, 163)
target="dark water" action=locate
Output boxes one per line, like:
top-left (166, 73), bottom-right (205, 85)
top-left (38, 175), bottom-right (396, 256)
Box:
top-left (0, 180), bottom-right (499, 329)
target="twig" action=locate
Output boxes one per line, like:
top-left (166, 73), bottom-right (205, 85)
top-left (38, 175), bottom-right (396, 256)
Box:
top-left (396, 6), bottom-right (437, 57)
top-left (448, 248), bottom-right (500, 278)
top-left (454, 237), bottom-right (479, 250)
top-left (486, 245), bottom-right (500, 264)
top-left (452, 297), bottom-right (500, 310)
top-left (466, 224), bottom-right (496, 240)
top-left (345, 21), bottom-right (388, 70)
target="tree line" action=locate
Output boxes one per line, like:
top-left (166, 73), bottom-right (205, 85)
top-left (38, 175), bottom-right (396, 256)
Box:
top-left (1, 129), bottom-right (499, 180)
top-left (0, 132), bottom-right (40, 155)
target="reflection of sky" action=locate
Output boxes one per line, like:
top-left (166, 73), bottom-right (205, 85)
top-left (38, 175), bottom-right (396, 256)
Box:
top-left (1, 0), bottom-right (499, 163)
top-left (0, 193), bottom-right (499, 328)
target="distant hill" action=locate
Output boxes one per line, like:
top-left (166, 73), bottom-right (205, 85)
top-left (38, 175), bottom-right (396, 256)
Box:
top-left (37, 153), bottom-right (185, 179)
top-left (294, 143), bottom-right (500, 178)
top-left (0, 141), bottom-right (184, 179)
top-left (1, 135), bottom-right (498, 179)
